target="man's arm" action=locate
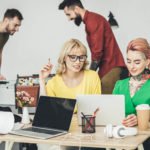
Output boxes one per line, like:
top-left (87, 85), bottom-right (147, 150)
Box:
top-left (0, 49), bottom-right (2, 68)
top-left (0, 49), bottom-right (6, 80)
top-left (86, 16), bottom-right (105, 71)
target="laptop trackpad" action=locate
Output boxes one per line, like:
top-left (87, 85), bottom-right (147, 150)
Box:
top-left (23, 127), bottom-right (63, 135)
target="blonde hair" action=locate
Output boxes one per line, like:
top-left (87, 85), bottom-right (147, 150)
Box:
top-left (56, 39), bottom-right (89, 74)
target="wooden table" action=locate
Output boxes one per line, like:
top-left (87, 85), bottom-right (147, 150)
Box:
top-left (1, 115), bottom-right (150, 150)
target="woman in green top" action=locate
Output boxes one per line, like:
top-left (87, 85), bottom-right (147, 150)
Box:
top-left (113, 38), bottom-right (150, 127)
top-left (113, 38), bottom-right (150, 150)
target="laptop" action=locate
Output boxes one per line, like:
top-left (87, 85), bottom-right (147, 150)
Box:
top-left (11, 96), bottom-right (76, 139)
top-left (77, 94), bottom-right (125, 126)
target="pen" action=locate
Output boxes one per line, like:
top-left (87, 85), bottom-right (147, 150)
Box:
top-left (48, 58), bottom-right (50, 64)
top-left (87, 108), bottom-right (99, 129)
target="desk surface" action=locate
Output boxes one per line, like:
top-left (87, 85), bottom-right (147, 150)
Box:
top-left (0, 115), bottom-right (150, 150)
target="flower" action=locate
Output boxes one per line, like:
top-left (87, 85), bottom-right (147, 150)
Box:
top-left (16, 90), bottom-right (34, 107)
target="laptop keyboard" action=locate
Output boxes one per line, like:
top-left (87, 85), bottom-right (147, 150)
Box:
top-left (22, 127), bottom-right (62, 135)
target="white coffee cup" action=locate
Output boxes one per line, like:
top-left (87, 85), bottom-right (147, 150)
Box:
top-left (136, 104), bottom-right (150, 131)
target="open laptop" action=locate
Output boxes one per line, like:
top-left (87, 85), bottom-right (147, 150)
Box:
top-left (11, 96), bottom-right (76, 139)
top-left (77, 94), bottom-right (125, 126)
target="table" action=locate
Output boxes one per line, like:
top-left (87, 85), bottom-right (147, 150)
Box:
top-left (1, 115), bottom-right (150, 150)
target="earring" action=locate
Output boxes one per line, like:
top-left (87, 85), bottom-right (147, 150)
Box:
top-left (142, 66), bottom-right (150, 79)
top-left (145, 66), bottom-right (150, 74)
top-left (146, 66), bottom-right (149, 69)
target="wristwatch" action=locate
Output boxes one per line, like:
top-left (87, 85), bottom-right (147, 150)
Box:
top-left (90, 60), bottom-right (100, 71)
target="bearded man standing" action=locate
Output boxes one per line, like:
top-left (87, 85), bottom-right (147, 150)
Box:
top-left (59, 0), bottom-right (126, 94)
top-left (0, 8), bottom-right (23, 80)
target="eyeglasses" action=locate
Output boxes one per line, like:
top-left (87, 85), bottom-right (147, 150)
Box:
top-left (67, 55), bottom-right (87, 62)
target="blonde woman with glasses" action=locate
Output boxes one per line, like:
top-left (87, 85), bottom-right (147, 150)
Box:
top-left (38, 39), bottom-right (101, 150)
top-left (40, 39), bottom-right (101, 100)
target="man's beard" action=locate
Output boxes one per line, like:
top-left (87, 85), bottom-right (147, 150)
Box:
top-left (74, 16), bottom-right (82, 26)
top-left (6, 26), bottom-right (14, 35)
top-left (8, 31), bottom-right (14, 35)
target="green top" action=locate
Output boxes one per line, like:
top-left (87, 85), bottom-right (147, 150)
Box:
top-left (0, 33), bottom-right (9, 49)
top-left (113, 78), bottom-right (150, 116)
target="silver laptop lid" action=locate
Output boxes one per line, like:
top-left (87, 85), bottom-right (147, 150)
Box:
top-left (33, 96), bottom-right (76, 131)
top-left (77, 94), bottom-right (125, 126)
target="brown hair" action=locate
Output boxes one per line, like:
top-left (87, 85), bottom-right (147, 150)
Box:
top-left (127, 38), bottom-right (150, 59)
top-left (59, 0), bottom-right (84, 10)
top-left (4, 8), bottom-right (23, 21)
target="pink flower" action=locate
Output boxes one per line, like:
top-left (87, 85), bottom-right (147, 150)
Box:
top-left (16, 90), bottom-right (34, 107)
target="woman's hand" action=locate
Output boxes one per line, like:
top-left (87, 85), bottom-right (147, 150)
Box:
top-left (39, 60), bottom-right (53, 80)
top-left (122, 114), bottom-right (138, 127)
top-left (0, 74), bottom-right (6, 80)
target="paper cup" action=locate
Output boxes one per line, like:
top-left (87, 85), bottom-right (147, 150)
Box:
top-left (136, 104), bottom-right (150, 131)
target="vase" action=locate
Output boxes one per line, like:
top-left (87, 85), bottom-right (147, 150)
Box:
top-left (21, 107), bottom-right (30, 124)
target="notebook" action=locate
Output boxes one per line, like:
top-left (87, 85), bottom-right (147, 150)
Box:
top-left (10, 96), bottom-right (76, 139)
top-left (77, 94), bottom-right (125, 126)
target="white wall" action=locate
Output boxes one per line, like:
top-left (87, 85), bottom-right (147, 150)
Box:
top-left (1, 0), bottom-right (150, 79)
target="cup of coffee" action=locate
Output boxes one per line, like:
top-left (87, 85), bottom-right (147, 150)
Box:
top-left (136, 104), bottom-right (150, 131)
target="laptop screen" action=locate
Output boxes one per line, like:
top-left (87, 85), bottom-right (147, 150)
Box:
top-left (33, 96), bottom-right (76, 131)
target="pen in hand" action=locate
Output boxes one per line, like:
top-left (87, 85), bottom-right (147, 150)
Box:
top-left (48, 58), bottom-right (50, 65)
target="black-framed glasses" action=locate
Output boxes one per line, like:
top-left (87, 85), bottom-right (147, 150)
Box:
top-left (67, 55), bottom-right (87, 62)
